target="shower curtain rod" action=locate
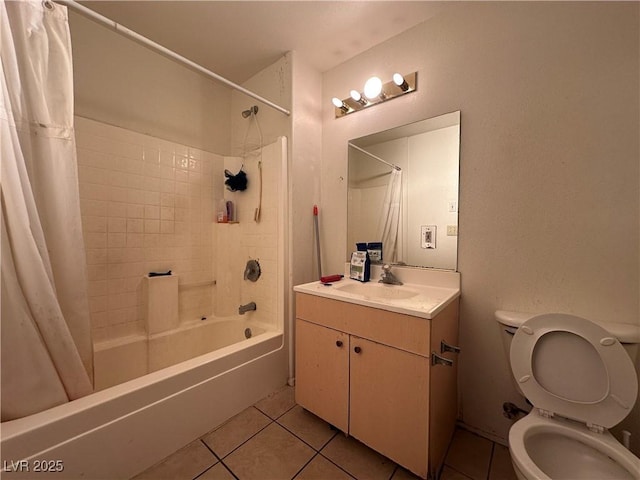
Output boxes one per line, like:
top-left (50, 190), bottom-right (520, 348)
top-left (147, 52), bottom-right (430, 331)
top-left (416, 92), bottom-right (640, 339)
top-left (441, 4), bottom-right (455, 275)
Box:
top-left (57, 0), bottom-right (291, 117)
top-left (348, 143), bottom-right (401, 171)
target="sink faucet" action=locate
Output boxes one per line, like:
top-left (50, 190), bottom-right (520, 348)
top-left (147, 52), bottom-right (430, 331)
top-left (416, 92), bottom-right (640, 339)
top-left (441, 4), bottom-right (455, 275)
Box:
top-left (239, 301), bottom-right (257, 315)
top-left (378, 264), bottom-right (403, 285)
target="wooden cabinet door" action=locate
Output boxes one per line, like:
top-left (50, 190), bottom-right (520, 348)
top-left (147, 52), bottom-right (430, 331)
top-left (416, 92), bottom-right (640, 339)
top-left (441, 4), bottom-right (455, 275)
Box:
top-left (295, 319), bottom-right (349, 432)
top-left (349, 336), bottom-right (430, 479)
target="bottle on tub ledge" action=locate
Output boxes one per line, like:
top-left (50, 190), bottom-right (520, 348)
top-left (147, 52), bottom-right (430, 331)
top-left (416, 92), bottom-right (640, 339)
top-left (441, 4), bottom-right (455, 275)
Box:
top-left (216, 199), bottom-right (238, 223)
top-left (217, 199), bottom-right (228, 223)
top-left (349, 242), bottom-right (371, 282)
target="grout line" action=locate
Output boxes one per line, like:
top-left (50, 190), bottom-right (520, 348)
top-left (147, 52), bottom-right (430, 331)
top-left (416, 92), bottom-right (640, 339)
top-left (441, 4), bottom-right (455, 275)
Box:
top-left (276, 421), bottom-right (337, 452)
top-left (486, 441), bottom-right (496, 480)
top-left (193, 440), bottom-right (238, 480)
top-left (388, 465), bottom-right (399, 480)
top-left (275, 413), bottom-right (339, 452)
top-left (318, 429), bottom-right (340, 451)
top-left (290, 451), bottom-right (321, 480)
top-left (217, 459), bottom-right (240, 480)
top-left (198, 439), bottom-right (239, 480)
top-left (443, 465), bottom-right (474, 480)
top-left (253, 389), bottom-right (297, 421)
top-left (271, 401), bottom-right (298, 421)
top-left (201, 406), bottom-right (274, 460)
top-left (316, 451), bottom-right (358, 480)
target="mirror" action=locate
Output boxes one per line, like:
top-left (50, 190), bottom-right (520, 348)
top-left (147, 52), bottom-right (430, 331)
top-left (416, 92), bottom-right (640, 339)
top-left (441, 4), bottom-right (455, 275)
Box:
top-left (347, 111), bottom-right (460, 270)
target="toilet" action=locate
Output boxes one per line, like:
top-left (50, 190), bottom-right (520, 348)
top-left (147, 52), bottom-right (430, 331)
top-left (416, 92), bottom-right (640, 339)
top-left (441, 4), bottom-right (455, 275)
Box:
top-left (496, 311), bottom-right (640, 479)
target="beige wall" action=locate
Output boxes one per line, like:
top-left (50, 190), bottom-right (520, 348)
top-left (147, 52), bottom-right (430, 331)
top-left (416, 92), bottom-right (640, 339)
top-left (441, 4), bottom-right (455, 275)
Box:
top-left (290, 53), bottom-right (323, 287)
top-left (321, 2), bottom-right (639, 449)
top-left (70, 12), bottom-right (232, 154)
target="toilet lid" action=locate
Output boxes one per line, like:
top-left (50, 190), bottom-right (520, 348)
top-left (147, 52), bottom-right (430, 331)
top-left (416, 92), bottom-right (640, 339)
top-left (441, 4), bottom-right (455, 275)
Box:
top-left (510, 314), bottom-right (638, 428)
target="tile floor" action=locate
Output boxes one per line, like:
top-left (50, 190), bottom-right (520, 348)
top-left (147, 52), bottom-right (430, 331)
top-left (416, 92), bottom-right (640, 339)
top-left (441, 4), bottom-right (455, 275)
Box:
top-left (133, 386), bottom-right (517, 480)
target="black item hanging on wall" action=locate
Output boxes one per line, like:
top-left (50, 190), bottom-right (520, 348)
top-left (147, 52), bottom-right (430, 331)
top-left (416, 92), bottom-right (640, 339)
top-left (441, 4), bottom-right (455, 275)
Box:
top-left (224, 168), bottom-right (248, 192)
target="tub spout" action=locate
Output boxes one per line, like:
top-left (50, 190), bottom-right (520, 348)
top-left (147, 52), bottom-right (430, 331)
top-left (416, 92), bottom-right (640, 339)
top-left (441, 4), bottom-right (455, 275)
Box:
top-left (239, 302), bottom-right (257, 315)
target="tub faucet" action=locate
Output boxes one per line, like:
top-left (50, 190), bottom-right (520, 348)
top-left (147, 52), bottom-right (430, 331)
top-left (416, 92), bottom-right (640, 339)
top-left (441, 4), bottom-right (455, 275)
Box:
top-left (239, 301), bottom-right (257, 315)
top-left (379, 264), bottom-right (403, 285)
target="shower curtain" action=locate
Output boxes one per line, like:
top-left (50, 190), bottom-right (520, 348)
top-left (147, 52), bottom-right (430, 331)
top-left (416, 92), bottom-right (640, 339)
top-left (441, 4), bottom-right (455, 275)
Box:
top-left (1, 0), bottom-right (93, 420)
top-left (377, 169), bottom-right (403, 264)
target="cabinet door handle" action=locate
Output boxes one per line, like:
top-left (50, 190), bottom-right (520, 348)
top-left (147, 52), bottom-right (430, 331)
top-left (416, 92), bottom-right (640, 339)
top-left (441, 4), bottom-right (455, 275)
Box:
top-left (441, 341), bottom-right (461, 354)
top-left (431, 352), bottom-right (454, 367)
top-left (354, 346), bottom-right (362, 354)
top-left (336, 340), bottom-right (343, 347)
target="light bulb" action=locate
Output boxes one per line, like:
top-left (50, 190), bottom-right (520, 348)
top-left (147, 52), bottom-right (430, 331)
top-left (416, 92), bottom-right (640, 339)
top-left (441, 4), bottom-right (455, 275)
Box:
top-left (331, 97), bottom-right (350, 114)
top-left (363, 76), bottom-right (383, 99)
top-left (393, 73), bottom-right (409, 91)
top-left (350, 90), bottom-right (368, 106)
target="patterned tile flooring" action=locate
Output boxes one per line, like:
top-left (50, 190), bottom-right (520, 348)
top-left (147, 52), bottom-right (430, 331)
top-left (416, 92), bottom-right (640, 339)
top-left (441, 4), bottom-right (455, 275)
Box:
top-left (133, 386), bottom-right (517, 480)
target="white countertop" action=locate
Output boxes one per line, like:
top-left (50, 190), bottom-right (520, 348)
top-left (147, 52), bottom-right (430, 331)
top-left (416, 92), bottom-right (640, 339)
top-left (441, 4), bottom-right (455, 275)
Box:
top-left (293, 265), bottom-right (460, 320)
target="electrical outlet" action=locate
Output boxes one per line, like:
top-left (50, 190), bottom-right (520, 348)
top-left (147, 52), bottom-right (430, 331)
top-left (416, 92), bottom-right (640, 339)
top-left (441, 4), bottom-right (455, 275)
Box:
top-left (421, 225), bottom-right (436, 249)
top-left (447, 225), bottom-right (458, 236)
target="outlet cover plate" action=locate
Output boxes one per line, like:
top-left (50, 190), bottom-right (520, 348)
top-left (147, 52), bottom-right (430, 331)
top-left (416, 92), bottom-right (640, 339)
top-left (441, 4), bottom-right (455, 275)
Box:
top-left (421, 225), bottom-right (436, 249)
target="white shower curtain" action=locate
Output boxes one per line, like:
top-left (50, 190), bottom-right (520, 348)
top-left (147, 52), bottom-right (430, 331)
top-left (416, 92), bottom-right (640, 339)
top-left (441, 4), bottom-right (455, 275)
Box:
top-left (376, 168), bottom-right (403, 264)
top-left (1, 0), bottom-right (93, 421)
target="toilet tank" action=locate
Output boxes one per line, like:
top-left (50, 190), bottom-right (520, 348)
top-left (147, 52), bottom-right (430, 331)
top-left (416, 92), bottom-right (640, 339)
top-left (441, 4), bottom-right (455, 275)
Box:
top-left (495, 311), bottom-right (534, 397)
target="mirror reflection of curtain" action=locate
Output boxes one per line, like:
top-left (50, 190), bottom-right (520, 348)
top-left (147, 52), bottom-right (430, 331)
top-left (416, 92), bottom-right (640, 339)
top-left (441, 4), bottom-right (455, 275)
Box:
top-left (1, 0), bottom-right (93, 421)
top-left (376, 169), bottom-right (403, 263)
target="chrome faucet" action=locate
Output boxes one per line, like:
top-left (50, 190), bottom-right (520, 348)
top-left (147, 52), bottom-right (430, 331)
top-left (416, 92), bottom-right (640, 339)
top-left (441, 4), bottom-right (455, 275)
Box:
top-left (239, 301), bottom-right (257, 315)
top-left (378, 264), bottom-right (403, 285)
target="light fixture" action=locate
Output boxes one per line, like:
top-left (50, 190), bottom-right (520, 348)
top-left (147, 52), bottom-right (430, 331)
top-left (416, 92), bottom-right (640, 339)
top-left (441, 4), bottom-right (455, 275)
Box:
top-left (393, 73), bottom-right (409, 91)
top-left (331, 97), bottom-right (349, 114)
top-left (350, 90), bottom-right (368, 106)
top-left (331, 71), bottom-right (418, 118)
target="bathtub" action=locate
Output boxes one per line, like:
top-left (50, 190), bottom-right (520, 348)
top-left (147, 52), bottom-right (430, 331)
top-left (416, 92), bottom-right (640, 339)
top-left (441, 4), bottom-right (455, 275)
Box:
top-left (1, 320), bottom-right (286, 479)
top-left (93, 316), bottom-right (273, 390)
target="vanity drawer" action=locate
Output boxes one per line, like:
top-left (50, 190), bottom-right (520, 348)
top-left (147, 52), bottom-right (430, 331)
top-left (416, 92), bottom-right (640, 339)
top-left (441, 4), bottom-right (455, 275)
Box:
top-left (296, 293), bottom-right (430, 356)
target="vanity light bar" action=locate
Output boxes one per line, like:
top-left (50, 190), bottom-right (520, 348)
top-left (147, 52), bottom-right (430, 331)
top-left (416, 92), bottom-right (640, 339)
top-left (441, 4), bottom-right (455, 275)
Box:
top-left (332, 72), bottom-right (418, 118)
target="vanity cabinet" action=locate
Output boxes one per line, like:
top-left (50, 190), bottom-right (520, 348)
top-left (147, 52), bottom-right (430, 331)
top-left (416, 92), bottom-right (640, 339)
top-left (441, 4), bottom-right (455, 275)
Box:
top-left (295, 293), bottom-right (459, 480)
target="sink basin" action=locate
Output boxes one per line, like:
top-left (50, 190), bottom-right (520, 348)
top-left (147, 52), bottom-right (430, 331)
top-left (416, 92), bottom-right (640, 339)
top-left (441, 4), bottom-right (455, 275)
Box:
top-left (335, 282), bottom-right (419, 300)
top-left (294, 267), bottom-right (460, 319)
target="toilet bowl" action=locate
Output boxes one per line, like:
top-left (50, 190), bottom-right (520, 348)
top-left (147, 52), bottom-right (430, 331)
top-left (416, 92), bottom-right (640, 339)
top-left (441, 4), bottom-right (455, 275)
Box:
top-left (509, 413), bottom-right (640, 480)
top-left (496, 311), bottom-right (640, 480)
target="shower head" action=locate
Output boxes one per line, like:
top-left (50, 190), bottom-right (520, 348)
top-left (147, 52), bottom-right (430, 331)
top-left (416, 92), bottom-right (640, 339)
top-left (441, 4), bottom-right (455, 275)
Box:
top-left (241, 105), bottom-right (259, 118)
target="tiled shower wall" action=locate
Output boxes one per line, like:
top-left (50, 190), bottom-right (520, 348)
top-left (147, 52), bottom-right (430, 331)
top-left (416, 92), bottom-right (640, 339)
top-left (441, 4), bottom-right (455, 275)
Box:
top-left (214, 144), bottom-right (283, 329)
top-left (75, 117), bottom-right (220, 343)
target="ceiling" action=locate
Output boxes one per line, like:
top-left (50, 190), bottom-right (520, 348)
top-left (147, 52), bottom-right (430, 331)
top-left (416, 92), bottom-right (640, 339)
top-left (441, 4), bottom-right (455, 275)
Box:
top-left (79, 1), bottom-right (448, 84)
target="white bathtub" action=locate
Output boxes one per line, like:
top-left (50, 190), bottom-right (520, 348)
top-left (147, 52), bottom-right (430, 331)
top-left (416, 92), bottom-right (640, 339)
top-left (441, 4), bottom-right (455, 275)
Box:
top-left (1, 321), bottom-right (286, 479)
top-left (93, 317), bottom-right (272, 390)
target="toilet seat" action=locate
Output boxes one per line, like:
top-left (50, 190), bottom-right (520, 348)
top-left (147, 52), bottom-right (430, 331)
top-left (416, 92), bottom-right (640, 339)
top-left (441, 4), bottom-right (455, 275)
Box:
top-left (510, 314), bottom-right (638, 430)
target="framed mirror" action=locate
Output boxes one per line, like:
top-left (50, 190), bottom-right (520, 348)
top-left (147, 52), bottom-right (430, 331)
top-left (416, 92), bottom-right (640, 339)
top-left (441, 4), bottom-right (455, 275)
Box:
top-left (347, 111), bottom-right (460, 270)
